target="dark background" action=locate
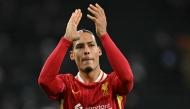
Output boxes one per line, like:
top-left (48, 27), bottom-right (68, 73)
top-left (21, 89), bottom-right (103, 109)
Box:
top-left (0, 0), bottom-right (190, 109)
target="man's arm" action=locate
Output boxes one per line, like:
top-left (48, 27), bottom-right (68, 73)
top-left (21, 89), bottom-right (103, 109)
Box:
top-left (38, 9), bottom-right (82, 98)
top-left (87, 3), bottom-right (133, 94)
top-left (100, 34), bottom-right (133, 94)
top-left (38, 37), bottom-right (71, 96)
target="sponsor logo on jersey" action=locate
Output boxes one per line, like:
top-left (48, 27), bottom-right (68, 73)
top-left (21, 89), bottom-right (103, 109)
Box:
top-left (102, 82), bottom-right (109, 96)
top-left (74, 103), bottom-right (112, 109)
top-left (75, 103), bottom-right (83, 109)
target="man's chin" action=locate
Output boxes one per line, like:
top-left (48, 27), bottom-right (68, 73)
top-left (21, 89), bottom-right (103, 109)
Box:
top-left (84, 66), bottom-right (93, 73)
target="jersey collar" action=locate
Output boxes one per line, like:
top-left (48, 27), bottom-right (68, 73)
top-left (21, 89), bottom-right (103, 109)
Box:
top-left (76, 70), bottom-right (107, 83)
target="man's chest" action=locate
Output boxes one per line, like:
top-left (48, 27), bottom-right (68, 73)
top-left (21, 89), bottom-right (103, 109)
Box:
top-left (66, 81), bottom-right (113, 106)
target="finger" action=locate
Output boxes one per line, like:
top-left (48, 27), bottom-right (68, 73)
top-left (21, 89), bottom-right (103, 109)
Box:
top-left (89, 4), bottom-right (98, 12)
top-left (73, 9), bottom-right (78, 23)
top-left (68, 12), bottom-right (75, 23)
top-left (95, 3), bottom-right (105, 16)
top-left (77, 30), bottom-right (83, 34)
top-left (87, 7), bottom-right (98, 17)
top-left (76, 9), bottom-right (81, 18)
top-left (77, 30), bottom-right (83, 37)
top-left (75, 9), bottom-right (82, 25)
top-left (87, 14), bottom-right (97, 22)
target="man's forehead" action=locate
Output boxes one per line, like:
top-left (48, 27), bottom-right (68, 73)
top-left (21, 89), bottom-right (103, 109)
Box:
top-left (79, 32), bottom-right (95, 39)
top-left (74, 32), bottom-right (96, 45)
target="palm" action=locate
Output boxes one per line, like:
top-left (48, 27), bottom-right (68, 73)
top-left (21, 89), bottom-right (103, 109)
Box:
top-left (87, 4), bottom-right (107, 37)
top-left (64, 9), bottom-right (82, 42)
top-left (66, 22), bottom-right (78, 40)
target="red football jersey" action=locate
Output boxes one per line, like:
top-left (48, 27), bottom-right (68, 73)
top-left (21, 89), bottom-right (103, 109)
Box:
top-left (38, 34), bottom-right (133, 109)
top-left (49, 72), bottom-right (126, 109)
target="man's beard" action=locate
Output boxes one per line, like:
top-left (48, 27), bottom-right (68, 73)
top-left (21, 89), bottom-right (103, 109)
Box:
top-left (84, 66), bottom-right (93, 73)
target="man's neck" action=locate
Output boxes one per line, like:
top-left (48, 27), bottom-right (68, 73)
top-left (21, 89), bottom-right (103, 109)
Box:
top-left (79, 67), bottom-right (101, 84)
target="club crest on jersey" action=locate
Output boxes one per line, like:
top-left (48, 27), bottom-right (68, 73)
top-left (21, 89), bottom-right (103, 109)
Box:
top-left (102, 82), bottom-right (109, 96)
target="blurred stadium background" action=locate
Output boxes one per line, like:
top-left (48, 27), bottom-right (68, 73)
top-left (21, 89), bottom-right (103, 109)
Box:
top-left (0, 0), bottom-right (190, 109)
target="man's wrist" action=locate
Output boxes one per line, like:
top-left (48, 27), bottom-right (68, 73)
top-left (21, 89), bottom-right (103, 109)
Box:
top-left (63, 35), bottom-right (73, 42)
top-left (99, 32), bottom-right (107, 38)
top-left (98, 31), bottom-right (107, 38)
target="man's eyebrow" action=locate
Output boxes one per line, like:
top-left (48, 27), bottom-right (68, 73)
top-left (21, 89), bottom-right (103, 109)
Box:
top-left (75, 43), bottom-right (83, 46)
top-left (75, 41), bottom-right (95, 46)
top-left (87, 41), bottom-right (95, 44)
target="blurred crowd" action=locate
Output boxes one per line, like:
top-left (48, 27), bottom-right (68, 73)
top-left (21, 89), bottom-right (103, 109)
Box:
top-left (0, 0), bottom-right (190, 109)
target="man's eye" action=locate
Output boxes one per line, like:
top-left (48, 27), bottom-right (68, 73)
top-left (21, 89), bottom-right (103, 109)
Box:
top-left (76, 46), bottom-right (83, 49)
top-left (89, 44), bottom-right (95, 47)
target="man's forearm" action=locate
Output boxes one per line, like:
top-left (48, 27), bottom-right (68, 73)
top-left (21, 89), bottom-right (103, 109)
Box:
top-left (38, 37), bottom-right (71, 94)
top-left (100, 34), bottom-right (133, 90)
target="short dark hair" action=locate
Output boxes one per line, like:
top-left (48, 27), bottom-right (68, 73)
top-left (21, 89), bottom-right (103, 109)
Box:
top-left (80, 29), bottom-right (94, 36)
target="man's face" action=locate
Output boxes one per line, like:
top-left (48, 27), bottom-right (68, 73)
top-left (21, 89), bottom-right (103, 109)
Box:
top-left (70, 32), bottom-right (102, 73)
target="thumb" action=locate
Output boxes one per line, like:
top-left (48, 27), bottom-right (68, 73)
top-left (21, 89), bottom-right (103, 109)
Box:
top-left (77, 30), bottom-right (83, 34)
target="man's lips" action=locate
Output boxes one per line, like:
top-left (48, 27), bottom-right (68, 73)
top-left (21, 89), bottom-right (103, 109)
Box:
top-left (82, 57), bottom-right (94, 61)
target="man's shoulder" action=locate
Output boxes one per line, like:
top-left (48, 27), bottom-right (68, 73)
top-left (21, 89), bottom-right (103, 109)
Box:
top-left (57, 73), bottom-right (75, 80)
top-left (101, 72), bottom-right (116, 81)
top-left (107, 72), bottom-right (116, 77)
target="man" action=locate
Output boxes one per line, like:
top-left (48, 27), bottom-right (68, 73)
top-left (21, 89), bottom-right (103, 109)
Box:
top-left (38, 3), bottom-right (133, 109)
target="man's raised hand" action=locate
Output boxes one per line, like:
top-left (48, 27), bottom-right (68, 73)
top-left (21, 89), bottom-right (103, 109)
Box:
top-left (64, 9), bottom-right (83, 42)
top-left (87, 3), bottom-right (107, 38)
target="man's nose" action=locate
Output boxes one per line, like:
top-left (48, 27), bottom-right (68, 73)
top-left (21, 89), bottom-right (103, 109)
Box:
top-left (84, 46), bottom-right (90, 55)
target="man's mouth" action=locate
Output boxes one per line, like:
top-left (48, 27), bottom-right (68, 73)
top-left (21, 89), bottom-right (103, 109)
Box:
top-left (82, 57), bottom-right (93, 62)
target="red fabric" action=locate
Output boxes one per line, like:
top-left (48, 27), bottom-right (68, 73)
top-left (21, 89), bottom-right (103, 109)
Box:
top-left (38, 34), bottom-right (133, 109)
top-left (38, 37), bottom-right (71, 96)
top-left (100, 34), bottom-right (133, 94)
top-left (54, 73), bottom-right (127, 109)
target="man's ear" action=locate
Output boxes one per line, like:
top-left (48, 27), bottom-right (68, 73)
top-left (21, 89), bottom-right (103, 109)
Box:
top-left (98, 46), bottom-right (102, 56)
top-left (70, 51), bottom-right (75, 60)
